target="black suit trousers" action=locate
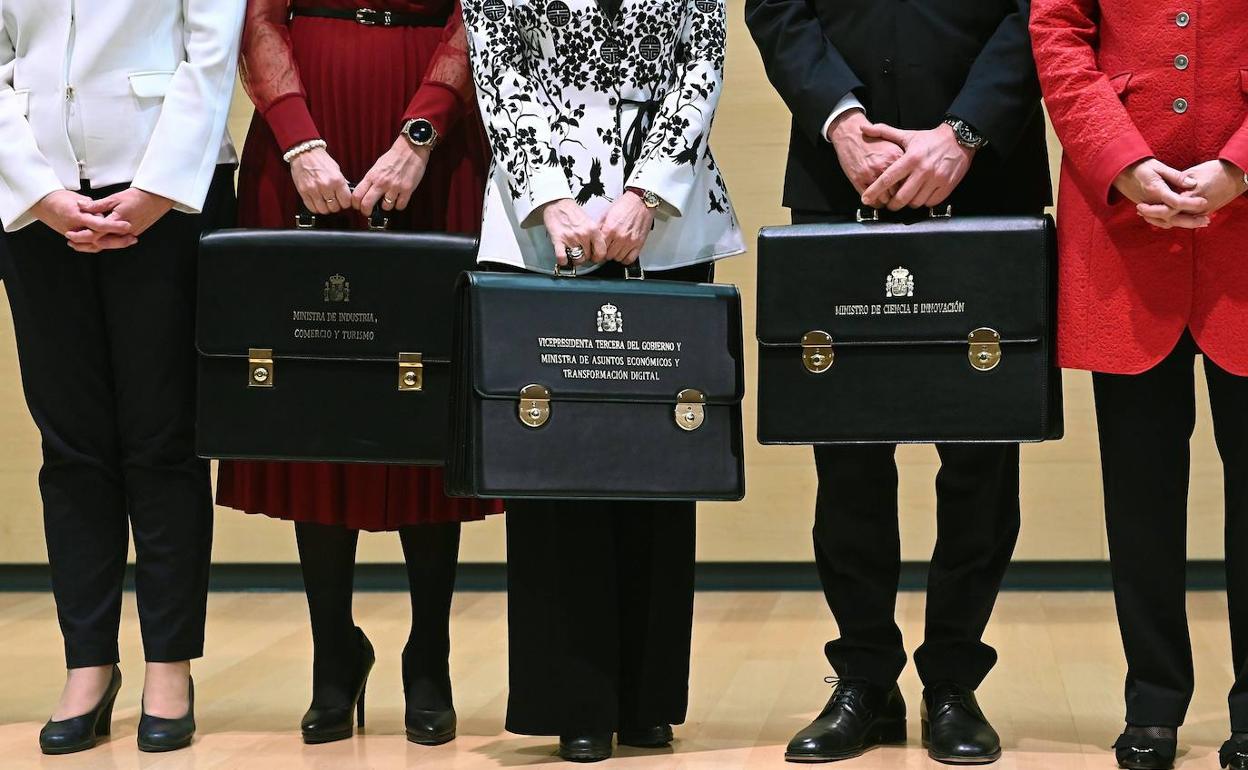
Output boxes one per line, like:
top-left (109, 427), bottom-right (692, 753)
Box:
top-left (503, 261), bottom-right (709, 736)
top-left (1093, 334), bottom-right (1248, 729)
top-left (0, 168), bottom-right (234, 668)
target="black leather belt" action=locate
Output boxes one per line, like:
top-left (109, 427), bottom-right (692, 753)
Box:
top-left (290, 7), bottom-right (446, 27)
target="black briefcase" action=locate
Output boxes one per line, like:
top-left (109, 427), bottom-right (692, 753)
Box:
top-left (756, 214), bottom-right (1062, 444)
top-left (447, 270), bottom-right (746, 501)
top-left (195, 221), bottom-right (478, 464)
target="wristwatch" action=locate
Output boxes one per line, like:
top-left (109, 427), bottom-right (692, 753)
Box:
top-left (402, 118), bottom-right (439, 149)
top-left (625, 187), bottom-right (661, 209)
top-left (943, 116), bottom-right (988, 150)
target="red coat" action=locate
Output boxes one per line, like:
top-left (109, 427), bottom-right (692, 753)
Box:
top-left (1031, 0), bottom-right (1248, 375)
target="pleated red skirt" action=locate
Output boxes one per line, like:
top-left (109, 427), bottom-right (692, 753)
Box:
top-left (216, 14), bottom-right (500, 530)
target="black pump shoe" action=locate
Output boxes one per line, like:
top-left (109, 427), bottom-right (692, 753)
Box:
top-left (137, 679), bottom-right (196, 753)
top-left (1113, 727), bottom-right (1177, 770)
top-left (39, 666), bottom-right (123, 755)
top-left (559, 734), bottom-right (614, 762)
top-left (618, 724), bottom-right (674, 748)
top-left (921, 683), bottom-right (1001, 765)
top-left (405, 707), bottom-right (456, 746)
top-left (301, 627), bottom-right (375, 744)
top-left (785, 678), bottom-right (907, 763)
top-left (402, 642), bottom-right (456, 745)
top-left (1220, 734), bottom-right (1248, 769)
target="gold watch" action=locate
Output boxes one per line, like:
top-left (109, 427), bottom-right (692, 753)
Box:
top-left (626, 187), bottom-right (661, 209)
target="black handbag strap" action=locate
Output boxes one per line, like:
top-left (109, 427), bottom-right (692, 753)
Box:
top-left (855, 204), bottom-right (954, 223)
top-left (294, 184), bottom-right (390, 231)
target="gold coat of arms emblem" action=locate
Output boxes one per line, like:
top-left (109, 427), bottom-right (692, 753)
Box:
top-left (324, 274), bottom-right (351, 303)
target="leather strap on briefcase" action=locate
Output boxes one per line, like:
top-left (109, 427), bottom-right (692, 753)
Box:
top-left (755, 213), bottom-right (1062, 444)
top-left (446, 269), bottom-right (746, 501)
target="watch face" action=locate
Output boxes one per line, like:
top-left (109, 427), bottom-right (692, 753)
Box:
top-left (407, 120), bottom-right (435, 145)
top-left (956, 123), bottom-right (982, 146)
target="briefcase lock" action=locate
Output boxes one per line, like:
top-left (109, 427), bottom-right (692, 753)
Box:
top-left (519, 384), bottom-right (551, 428)
top-left (801, 331), bottom-right (834, 374)
top-left (398, 353), bottom-right (423, 392)
top-left (248, 348), bottom-right (275, 388)
top-left (968, 328), bottom-right (1002, 372)
top-left (674, 389), bottom-right (706, 432)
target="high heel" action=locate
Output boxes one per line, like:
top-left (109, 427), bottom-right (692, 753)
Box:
top-left (39, 666), bottom-right (122, 755)
top-left (137, 678), bottom-right (196, 753)
top-left (301, 627), bottom-right (375, 744)
top-left (402, 642), bottom-right (456, 746)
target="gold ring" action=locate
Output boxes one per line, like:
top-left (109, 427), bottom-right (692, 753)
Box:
top-left (383, 196), bottom-right (396, 205)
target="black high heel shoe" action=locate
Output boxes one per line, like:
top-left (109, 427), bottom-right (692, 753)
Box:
top-left (1220, 733), bottom-right (1248, 769)
top-left (402, 642), bottom-right (456, 746)
top-left (1113, 726), bottom-right (1177, 770)
top-left (39, 666), bottom-right (123, 755)
top-left (301, 627), bottom-right (375, 744)
top-left (137, 678), bottom-right (196, 753)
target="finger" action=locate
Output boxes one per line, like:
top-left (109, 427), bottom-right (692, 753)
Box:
top-left (334, 179), bottom-right (353, 211)
top-left (591, 228), bottom-right (608, 265)
top-left (1154, 187), bottom-right (1208, 214)
top-left (395, 189), bottom-right (414, 211)
top-left (73, 212), bottom-right (133, 235)
top-left (323, 189), bottom-right (342, 213)
top-left (352, 179), bottom-right (373, 212)
top-left (1167, 214), bottom-right (1212, 229)
top-left (65, 228), bottom-right (104, 244)
top-left (1137, 203), bottom-right (1179, 221)
top-left (861, 123), bottom-right (911, 146)
top-left (68, 239), bottom-right (102, 253)
top-left (1140, 216), bottom-right (1172, 229)
top-left (298, 191), bottom-right (320, 217)
top-left (550, 234), bottom-right (569, 267)
top-left (911, 178), bottom-right (942, 209)
top-left (863, 156), bottom-right (915, 206)
top-left (1153, 163), bottom-right (1199, 191)
top-left (78, 195), bottom-right (120, 214)
top-left (888, 171), bottom-right (927, 211)
top-left (95, 235), bottom-right (139, 250)
top-left (623, 248), bottom-right (641, 266)
top-left (360, 184), bottom-right (385, 217)
top-left (380, 187), bottom-right (399, 212)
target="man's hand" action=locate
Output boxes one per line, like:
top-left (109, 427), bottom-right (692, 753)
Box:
top-left (79, 188), bottom-right (174, 240)
top-left (598, 191), bottom-right (655, 265)
top-left (861, 123), bottom-right (975, 211)
top-left (827, 110), bottom-right (904, 195)
top-left (354, 138), bottom-right (430, 216)
top-left (542, 198), bottom-right (607, 267)
top-left (1115, 159), bottom-right (1209, 229)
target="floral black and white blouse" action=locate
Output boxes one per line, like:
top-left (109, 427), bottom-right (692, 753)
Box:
top-left (463, 0), bottom-right (744, 272)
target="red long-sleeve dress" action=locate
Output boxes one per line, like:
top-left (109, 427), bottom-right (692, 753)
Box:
top-left (216, 0), bottom-right (499, 530)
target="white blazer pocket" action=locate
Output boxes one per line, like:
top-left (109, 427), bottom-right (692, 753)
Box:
top-left (12, 89), bottom-right (30, 117)
top-left (127, 71), bottom-right (176, 98)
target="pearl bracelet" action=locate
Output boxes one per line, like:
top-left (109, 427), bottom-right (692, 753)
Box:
top-left (283, 139), bottom-right (328, 164)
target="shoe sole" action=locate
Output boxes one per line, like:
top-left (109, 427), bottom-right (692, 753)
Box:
top-left (137, 737), bottom-right (194, 753)
top-left (559, 752), bottom-right (612, 763)
top-left (786, 731), bottom-right (907, 764)
top-left (1116, 759), bottom-right (1174, 770)
top-left (406, 729), bottom-right (455, 746)
top-left (40, 739), bottom-right (101, 756)
top-left (302, 728), bottom-right (354, 745)
top-left (924, 746), bottom-right (1003, 766)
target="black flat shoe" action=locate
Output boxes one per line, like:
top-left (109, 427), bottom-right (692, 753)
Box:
top-left (302, 627), bottom-right (375, 744)
top-left (1113, 726), bottom-right (1177, 770)
top-left (559, 733), bottom-right (613, 762)
top-left (137, 679), bottom-right (196, 753)
top-left (618, 724), bottom-right (674, 748)
top-left (1221, 734), bottom-right (1248, 769)
top-left (39, 666), bottom-right (123, 755)
top-left (402, 641), bottom-right (456, 745)
top-left (921, 682), bottom-right (1001, 765)
top-left (785, 678), bottom-right (907, 763)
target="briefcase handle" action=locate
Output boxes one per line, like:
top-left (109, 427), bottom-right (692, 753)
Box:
top-left (294, 184), bottom-right (390, 231)
top-left (855, 204), bottom-right (953, 223)
top-left (553, 260), bottom-right (645, 280)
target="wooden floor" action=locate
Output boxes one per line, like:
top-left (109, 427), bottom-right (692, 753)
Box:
top-left (0, 590), bottom-right (1240, 769)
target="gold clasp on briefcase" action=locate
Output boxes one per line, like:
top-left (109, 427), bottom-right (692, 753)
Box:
top-left (968, 328), bottom-right (1002, 371)
top-left (248, 348), bottom-right (275, 388)
top-left (674, 389), bottom-right (706, 431)
top-left (398, 353), bottom-right (423, 392)
top-left (801, 331), bottom-right (834, 374)
top-left (519, 384), bottom-right (551, 428)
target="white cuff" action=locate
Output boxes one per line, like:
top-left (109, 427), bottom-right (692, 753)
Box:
top-left (821, 93), bottom-right (866, 143)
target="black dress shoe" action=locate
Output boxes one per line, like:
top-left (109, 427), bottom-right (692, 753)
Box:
top-left (137, 679), bottom-right (196, 753)
top-left (405, 707), bottom-right (456, 746)
top-left (39, 666), bottom-right (123, 755)
top-left (618, 724), bottom-right (674, 748)
top-left (785, 678), bottom-right (907, 763)
top-left (1113, 726), bottom-right (1177, 770)
top-left (302, 627), bottom-right (375, 744)
top-left (1220, 733), bottom-right (1248, 769)
top-left (921, 683), bottom-right (1001, 765)
top-left (559, 734), bottom-right (613, 762)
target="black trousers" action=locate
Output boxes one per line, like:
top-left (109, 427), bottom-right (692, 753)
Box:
top-left (1093, 333), bottom-right (1248, 729)
top-left (502, 260), bottom-right (709, 736)
top-left (0, 168), bottom-right (234, 668)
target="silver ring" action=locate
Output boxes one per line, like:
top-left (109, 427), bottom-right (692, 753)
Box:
top-left (565, 245), bottom-right (585, 261)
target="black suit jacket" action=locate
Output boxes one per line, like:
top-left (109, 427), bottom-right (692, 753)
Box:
top-left (745, 0), bottom-right (1052, 216)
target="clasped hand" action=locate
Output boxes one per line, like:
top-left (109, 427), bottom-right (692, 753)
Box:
top-left (543, 193), bottom-right (654, 267)
top-left (292, 140), bottom-right (432, 218)
top-left (33, 188), bottom-right (174, 254)
top-left (1115, 158), bottom-right (1247, 230)
top-left (829, 110), bottom-right (975, 212)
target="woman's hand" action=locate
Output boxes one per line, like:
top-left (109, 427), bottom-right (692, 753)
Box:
top-left (599, 191), bottom-right (654, 265)
top-left (542, 198), bottom-right (607, 267)
top-left (74, 189), bottom-right (174, 253)
top-left (354, 138), bottom-right (429, 215)
top-left (32, 190), bottom-right (135, 252)
top-left (1162, 160), bottom-right (1248, 218)
top-left (291, 147), bottom-right (352, 215)
top-left (1114, 159), bottom-right (1209, 229)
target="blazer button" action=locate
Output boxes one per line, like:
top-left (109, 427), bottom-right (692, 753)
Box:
top-left (1173, 97), bottom-right (1189, 114)
top-left (1174, 54), bottom-right (1189, 70)
top-left (882, 57), bottom-right (893, 75)
top-left (1176, 11), bottom-right (1190, 27)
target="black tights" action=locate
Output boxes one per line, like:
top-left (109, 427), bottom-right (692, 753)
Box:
top-left (294, 521), bottom-right (461, 708)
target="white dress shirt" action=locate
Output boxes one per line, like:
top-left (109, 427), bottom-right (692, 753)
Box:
top-left (822, 92), bottom-right (866, 142)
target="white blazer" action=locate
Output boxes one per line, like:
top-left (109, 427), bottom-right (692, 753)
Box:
top-left (463, 0), bottom-right (745, 273)
top-left (0, 0), bottom-right (245, 232)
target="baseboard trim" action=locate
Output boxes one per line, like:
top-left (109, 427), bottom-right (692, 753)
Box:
top-left (0, 561), bottom-right (1229, 593)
